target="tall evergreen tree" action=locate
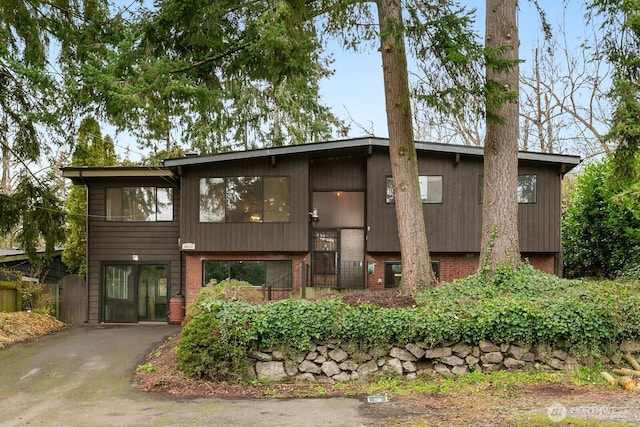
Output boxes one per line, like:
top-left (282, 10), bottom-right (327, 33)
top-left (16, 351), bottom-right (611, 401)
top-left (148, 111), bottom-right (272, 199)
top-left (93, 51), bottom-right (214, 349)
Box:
top-left (479, 0), bottom-right (521, 272)
top-left (0, 0), bottom-right (83, 258)
top-left (62, 117), bottom-right (118, 276)
top-left (77, 0), bottom-right (347, 152)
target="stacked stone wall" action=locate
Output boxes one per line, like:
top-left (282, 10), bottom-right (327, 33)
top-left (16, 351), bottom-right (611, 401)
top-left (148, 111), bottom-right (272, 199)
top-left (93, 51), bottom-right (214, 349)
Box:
top-left (246, 339), bottom-right (640, 383)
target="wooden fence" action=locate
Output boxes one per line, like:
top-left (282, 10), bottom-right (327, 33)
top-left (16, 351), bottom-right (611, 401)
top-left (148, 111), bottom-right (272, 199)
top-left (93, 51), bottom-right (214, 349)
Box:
top-left (0, 276), bottom-right (87, 325)
top-left (0, 281), bottom-right (21, 312)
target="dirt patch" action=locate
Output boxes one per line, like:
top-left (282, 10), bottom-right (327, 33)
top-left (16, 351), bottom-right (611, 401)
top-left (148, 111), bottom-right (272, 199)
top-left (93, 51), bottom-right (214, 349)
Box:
top-left (337, 289), bottom-right (416, 308)
top-left (0, 312), bottom-right (67, 348)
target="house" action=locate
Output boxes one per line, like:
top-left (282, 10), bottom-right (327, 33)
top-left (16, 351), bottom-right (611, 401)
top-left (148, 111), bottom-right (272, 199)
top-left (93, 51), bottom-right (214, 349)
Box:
top-left (0, 249), bottom-right (68, 284)
top-left (62, 137), bottom-right (580, 324)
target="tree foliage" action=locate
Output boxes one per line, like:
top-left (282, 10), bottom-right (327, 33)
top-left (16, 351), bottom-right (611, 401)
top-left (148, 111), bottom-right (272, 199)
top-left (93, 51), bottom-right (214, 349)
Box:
top-left (62, 117), bottom-right (118, 275)
top-left (0, 0), bottom-right (91, 259)
top-left (563, 157), bottom-right (640, 279)
top-left (0, 177), bottom-right (66, 261)
top-left (587, 0), bottom-right (640, 182)
top-left (77, 0), bottom-right (348, 152)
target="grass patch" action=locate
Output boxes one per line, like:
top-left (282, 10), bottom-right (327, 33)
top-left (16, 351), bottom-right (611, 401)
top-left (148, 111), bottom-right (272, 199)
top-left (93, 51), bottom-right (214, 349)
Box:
top-left (352, 370), bottom-right (570, 399)
top-left (507, 414), bottom-right (634, 426)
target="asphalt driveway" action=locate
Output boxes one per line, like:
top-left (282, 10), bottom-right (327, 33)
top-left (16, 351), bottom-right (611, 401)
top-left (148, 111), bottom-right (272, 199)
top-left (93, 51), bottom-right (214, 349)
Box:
top-left (0, 324), bottom-right (367, 427)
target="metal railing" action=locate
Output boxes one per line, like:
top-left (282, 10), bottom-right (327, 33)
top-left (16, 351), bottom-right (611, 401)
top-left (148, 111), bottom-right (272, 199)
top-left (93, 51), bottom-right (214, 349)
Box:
top-left (311, 260), bottom-right (366, 289)
top-left (262, 260), bottom-right (368, 301)
top-left (262, 262), bottom-right (299, 301)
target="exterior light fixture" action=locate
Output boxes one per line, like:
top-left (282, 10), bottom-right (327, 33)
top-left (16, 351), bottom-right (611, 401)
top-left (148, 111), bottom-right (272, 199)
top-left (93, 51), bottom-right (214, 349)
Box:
top-left (309, 208), bottom-right (319, 223)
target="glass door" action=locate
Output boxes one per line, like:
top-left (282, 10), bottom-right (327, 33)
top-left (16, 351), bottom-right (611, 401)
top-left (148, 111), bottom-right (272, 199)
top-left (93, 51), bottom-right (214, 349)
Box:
top-left (103, 264), bottom-right (169, 322)
top-left (138, 265), bottom-right (169, 322)
top-left (103, 265), bottom-right (136, 323)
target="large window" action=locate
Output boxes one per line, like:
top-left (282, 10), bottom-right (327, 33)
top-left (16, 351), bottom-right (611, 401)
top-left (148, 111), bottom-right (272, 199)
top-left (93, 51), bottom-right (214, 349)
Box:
top-left (203, 260), bottom-right (292, 289)
top-left (106, 187), bottom-right (173, 221)
top-left (386, 176), bottom-right (443, 204)
top-left (200, 177), bottom-right (290, 223)
top-left (478, 175), bottom-right (537, 204)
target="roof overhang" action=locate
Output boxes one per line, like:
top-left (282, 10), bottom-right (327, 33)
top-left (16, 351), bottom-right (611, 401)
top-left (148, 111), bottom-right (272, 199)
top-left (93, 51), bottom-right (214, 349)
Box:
top-left (0, 249), bottom-right (63, 263)
top-left (61, 167), bottom-right (175, 184)
top-left (162, 137), bottom-right (581, 173)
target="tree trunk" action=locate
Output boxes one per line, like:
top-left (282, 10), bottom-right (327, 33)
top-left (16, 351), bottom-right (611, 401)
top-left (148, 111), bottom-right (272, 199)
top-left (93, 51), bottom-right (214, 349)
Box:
top-left (1, 115), bottom-right (9, 192)
top-left (480, 0), bottom-right (520, 272)
top-left (376, 0), bottom-right (434, 293)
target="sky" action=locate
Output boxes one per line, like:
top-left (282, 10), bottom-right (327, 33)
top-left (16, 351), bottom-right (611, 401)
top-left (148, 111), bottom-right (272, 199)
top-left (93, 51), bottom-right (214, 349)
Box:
top-left (110, 1), bottom-right (592, 160)
top-left (319, 0), bottom-right (590, 140)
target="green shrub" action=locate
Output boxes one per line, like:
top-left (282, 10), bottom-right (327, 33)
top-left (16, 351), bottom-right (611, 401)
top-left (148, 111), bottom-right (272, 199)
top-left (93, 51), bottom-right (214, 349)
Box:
top-left (177, 264), bottom-right (640, 381)
top-left (562, 158), bottom-right (640, 279)
top-left (18, 281), bottom-right (55, 315)
top-left (185, 278), bottom-right (261, 322)
top-left (177, 299), bottom-right (259, 379)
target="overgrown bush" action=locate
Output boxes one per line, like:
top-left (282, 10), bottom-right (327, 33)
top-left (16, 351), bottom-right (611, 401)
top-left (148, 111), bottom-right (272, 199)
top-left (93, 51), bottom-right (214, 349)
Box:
top-left (177, 264), bottom-right (640, 381)
top-left (563, 158), bottom-right (640, 278)
top-left (18, 281), bottom-right (55, 315)
top-left (185, 278), bottom-right (262, 322)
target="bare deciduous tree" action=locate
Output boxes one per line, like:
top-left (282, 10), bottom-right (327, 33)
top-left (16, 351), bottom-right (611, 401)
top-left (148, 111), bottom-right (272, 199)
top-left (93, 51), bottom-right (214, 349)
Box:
top-left (519, 23), bottom-right (611, 157)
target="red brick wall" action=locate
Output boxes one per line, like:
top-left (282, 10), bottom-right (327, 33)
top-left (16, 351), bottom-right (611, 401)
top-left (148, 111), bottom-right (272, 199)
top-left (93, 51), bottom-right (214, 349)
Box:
top-left (184, 252), bottom-right (558, 309)
top-left (184, 253), bottom-right (307, 309)
top-left (366, 252), bottom-right (557, 287)
top-left (435, 254), bottom-right (479, 283)
top-left (522, 253), bottom-right (556, 275)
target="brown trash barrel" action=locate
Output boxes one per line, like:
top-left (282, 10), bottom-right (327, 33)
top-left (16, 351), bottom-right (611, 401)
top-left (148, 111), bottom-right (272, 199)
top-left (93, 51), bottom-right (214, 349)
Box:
top-left (169, 296), bottom-right (185, 325)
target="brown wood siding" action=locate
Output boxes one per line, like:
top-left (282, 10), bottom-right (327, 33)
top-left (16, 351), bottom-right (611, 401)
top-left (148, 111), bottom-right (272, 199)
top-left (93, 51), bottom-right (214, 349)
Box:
top-left (180, 156), bottom-right (308, 252)
top-left (518, 162), bottom-right (562, 252)
top-left (367, 150), bottom-right (484, 252)
top-left (85, 177), bottom-right (180, 323)
top-left (310, 155), bottom-right (366, 190)
top-left (367, 149), bottom-right (563, 253)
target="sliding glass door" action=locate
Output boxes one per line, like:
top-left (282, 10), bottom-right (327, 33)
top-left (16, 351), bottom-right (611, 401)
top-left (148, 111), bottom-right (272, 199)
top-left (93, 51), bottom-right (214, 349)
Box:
top-left (103, 264), bottom-right (168, 323)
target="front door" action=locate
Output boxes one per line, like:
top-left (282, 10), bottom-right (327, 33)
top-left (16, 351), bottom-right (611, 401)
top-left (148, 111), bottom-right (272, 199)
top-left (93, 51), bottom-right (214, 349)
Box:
top-left (310, 191), bottom-right (365, 288)
top-left (311, 229), bottom-right (339, 286)
top-left (103, 264), bottom-right (168, 323)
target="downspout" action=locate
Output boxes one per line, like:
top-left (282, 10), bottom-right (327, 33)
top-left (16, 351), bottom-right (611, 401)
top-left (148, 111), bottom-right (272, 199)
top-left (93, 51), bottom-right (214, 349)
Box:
top-left (177, 167), bottom-right (184, 297)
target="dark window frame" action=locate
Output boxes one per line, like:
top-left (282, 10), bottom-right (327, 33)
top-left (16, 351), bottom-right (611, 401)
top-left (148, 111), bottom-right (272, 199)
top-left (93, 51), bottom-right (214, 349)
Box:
top-left (199, 176), bottom-right (291, 223)
top-left (202, 260), bottom-right (293, 289)
top-left (383, 260), bottom-right (440, 288)
top-left (478, 174), bottom-right (538, 204)
top-left (105, 186), bottom-right (174, 222)
top-left (385, 176), bottom-right (443, 204)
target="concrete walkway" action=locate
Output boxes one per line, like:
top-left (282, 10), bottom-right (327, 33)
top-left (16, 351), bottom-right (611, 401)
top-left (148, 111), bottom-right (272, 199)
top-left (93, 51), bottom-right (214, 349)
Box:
top-left (0, 324), bottom-right (367, 427)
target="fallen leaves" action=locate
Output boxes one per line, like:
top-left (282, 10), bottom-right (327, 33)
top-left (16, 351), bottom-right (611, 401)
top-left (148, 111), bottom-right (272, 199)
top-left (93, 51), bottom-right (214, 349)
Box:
top-left (0, 312), bottom-right (67, 349)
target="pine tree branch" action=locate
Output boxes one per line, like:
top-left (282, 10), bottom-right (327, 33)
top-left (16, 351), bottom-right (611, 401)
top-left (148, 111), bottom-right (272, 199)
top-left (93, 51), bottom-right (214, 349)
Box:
top-left (169, 43), bottom-right (252, 74)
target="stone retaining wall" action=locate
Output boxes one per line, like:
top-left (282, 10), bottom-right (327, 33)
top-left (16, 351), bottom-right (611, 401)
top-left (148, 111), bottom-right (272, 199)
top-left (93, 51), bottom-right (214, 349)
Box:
top-left (246, 339), bottom-right (640, 383)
